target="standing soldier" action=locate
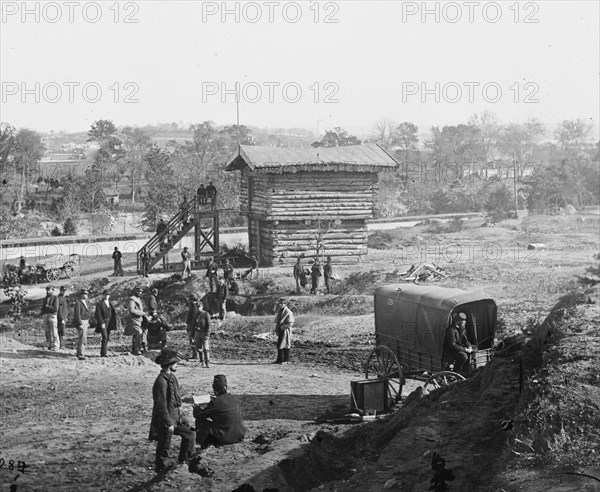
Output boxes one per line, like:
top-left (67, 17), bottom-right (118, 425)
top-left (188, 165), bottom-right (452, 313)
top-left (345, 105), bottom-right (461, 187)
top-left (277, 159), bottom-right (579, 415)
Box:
top-left (206, 256), bottom-right (219, 292)
top-left (192, 300), bottom-right (211, 368)
top-left (113, 246), bottom-right (123, 277)
top-left (323, 256), bottom-right (333, 295)
top-left (216, 276), bottom-right (229, 321)
top-left (148, 288), bottom-right (159, 316)
top-left (140, 248), bottom-right (150, 278)
top-left (293, 257), bottom-right (303, 294)
top-left (196, 183), bottom-right (207, 205)
top-left (149, 348), bottom-right (196, 474)
top-left (57, 286), bottom-right (69, 349)
top-left (310, 258), bottom-right (322, 295)
top-left (128, 287), bottom-right (148, 355)
top-left (186, 294), bottom-right (197, 347)
top-left (41, 286), bottom-right (60, 351)
top-left (112, 247), bottom-right (124, 276)
top-left (181, 247), bottom-right (192, 279)
top-left (222, 259), bottom-right (234, 283)
top-left (94, 289), bottom-right (117, 357)
top-left (205, 181), bottom-right (217, 209)
top-left (273, 298), bottom-right (294, 364)
top-left (73, 288), bottom-right (90, 360)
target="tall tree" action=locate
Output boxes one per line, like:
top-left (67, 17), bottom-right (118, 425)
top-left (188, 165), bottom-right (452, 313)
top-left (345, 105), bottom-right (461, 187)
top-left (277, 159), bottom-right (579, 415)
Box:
top-left (311, 127), bottom-right (361, 147)
top-left (468, 111), bottom-right (501, 164)
top-left (121, 126), bottom-right (152, 203)
top-left (554, 118), bottom-right (592, 158)
top-left (393, 122), bottom-right (419, 163)
top-left (498, 119), bottom-right (545, 175)
top-left (141, 146), bottom-right (179, 230)
top-left (87, 119), bottom-right (124, 186)
top-left (372, 119), bottom-right (397, 150)
top-left (11, 129), bottom-right (45, 213)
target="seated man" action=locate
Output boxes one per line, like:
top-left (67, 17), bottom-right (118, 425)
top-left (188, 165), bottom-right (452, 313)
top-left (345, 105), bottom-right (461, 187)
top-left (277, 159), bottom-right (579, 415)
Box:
top-left (193, 375), bottom-right (246, 449)
top-left (443, 312), bottom-right (474, 372)
top-left (146, 313), bottom-right (171, 349)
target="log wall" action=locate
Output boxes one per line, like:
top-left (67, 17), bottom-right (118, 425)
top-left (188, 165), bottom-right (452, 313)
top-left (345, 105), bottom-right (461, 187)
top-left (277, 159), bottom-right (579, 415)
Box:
top-left (241, 169), bottom-right (378, 266)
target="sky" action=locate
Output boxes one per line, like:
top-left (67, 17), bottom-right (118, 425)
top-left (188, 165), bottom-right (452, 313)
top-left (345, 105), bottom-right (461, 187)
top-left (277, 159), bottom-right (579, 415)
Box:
top-left (1, 0), bottom-right (599, 138)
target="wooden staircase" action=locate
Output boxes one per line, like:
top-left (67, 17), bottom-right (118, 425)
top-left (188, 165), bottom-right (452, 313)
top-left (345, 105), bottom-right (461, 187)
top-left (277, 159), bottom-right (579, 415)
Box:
top-left (137, 196), bottom-right (219, 273)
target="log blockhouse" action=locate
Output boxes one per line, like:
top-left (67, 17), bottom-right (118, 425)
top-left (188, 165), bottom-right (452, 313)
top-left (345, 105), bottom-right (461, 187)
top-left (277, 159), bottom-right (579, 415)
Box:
top-left (225, 144), bottom-right (399, 266)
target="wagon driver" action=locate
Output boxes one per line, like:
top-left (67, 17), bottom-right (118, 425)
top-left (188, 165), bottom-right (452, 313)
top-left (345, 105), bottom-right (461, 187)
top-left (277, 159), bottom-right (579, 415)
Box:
top-left (443, 312), bottom-right (474, 372)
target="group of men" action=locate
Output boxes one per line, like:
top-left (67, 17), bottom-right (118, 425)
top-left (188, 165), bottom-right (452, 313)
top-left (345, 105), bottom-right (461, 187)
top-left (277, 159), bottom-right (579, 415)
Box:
top-left (196, 182), bottom-right (217, 208)
top-left (41, 285), bottom-right (168, 360)
top-left (293, 256), bottom-right (333, 295)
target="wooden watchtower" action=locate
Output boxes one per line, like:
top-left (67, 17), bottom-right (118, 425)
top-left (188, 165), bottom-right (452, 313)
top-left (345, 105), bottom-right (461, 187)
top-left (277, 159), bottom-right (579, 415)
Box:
top-left (225, 143), bottom-right (398, 265)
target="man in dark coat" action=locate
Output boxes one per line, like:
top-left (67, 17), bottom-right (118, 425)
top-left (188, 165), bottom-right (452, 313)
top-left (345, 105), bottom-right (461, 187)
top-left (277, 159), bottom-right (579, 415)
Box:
top-left (293, 257), bottom-right (303, 294)
top-left (112, 247), bottom-right (124, 276)
top-left (193, 375), bottom-right (245, 448)
top-left (191, 300), bottom-right (211, 367)
top-left (140, 248), bottom-right (151, 278)
top-left (196, 184), bottom-right (206, 205)
top-left (149, 348), bottom-right (196, 473)
top-left (310, 259), bottom-right (322, 294)
top-left (156, 219), bottom-right (167, 237)
top-left (323, 256), bottom-right (333, 294)
top-left (57, 286), bottom-right (69, 349)
top-left (205, 181), bottom-right (217, 209)
top-left (205, 256), bottom-right (218, 292)
top-left (94, 289), bottom-right (117, 357)
top-left (148, 288), bottom-right (159, 315)
top-left (222, 258), bottom-right (234, 282)
top-left (73, 288), bottom-right (90, 360)
top-left (443, 312), bottom-right (474, 372)
top-left (41, 285), bottom-right (60, 350)
top-left (216, 276), bottom-right (229, 321)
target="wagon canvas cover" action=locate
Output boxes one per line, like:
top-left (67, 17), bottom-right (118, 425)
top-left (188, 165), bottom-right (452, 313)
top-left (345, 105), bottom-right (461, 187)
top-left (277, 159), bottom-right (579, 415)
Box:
top-left (374, 284), bottom-right (497, 357)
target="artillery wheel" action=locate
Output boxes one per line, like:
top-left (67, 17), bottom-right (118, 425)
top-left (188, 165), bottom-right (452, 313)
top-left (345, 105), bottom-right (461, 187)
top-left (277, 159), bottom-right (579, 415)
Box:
top-left (46, 268), bottom-right (61, 282)
top-left (423, 371), bottom-right (466, 393)
top-left (64, 262), bottom-right (80, 278)
top-left (364, 346), bottom-right (404, 410)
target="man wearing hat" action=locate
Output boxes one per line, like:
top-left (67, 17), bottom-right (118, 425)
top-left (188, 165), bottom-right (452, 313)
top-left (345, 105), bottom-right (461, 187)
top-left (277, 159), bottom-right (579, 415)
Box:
top-left (57, 286), bottom-right (69, 349)
top-left (216, 276), bottom-right (228, 321)
top-left (191, 300), bottom-right (211, 367)
top-left (205, 256), bottom-right (218, 292)
top-left (443, 312), bottom-right (474, 372)
top-left (193, 375), bottom-right (246, 449)
top-left (149, 348), bottom-right (196, 473)
top-left (148, 288), bottom-right (159, 316)
top-left (274, 298), bottom-right (295, 364)
top-left (94, 289), bottom-right (117, 357)
top-left (41, 285), bottom-right (60, 350)
top-left (323, 256), bottom-right (333, 295)
top-left (73, 288), bottom-right (90, 360)
top-left (181, 247), bottom-right (193, 279)
top-left (112, 246), bottom-right (124, 277)
top-left (186, 294), bottom-right (198, 351)
top-left (127, 286), bottom-right (149, 355)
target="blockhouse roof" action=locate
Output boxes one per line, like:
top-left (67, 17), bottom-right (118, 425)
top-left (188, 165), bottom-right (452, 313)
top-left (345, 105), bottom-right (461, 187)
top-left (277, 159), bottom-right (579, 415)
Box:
top-left (225, 143), bottom-right (399, 173)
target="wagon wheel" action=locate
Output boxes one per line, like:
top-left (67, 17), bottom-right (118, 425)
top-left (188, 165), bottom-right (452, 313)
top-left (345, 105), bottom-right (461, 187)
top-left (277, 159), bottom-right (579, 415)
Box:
top-left (364, 346), bottom-right (404, 410)
top-left (46, 268), bottom-right (61, 282)
top-left (64, 262), bottom-right (80, 278)
top-left (423, 371), bottom-right (466, 393)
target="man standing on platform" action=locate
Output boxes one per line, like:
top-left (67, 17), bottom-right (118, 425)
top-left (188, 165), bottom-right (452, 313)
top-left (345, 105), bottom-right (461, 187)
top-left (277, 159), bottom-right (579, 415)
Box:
top-left (57, 286), bottom-right (69, 349)
top-left (41, 285), bottom-right (60, 351)
top-left (206, 256), bottom-right (218, 292)
top-left (205, 181), bottom-right (217, 209)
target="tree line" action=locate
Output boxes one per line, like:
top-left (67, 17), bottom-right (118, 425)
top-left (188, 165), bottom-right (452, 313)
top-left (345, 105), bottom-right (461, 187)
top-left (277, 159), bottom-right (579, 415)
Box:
top-left (1, 113), bottom-right (598, 240)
